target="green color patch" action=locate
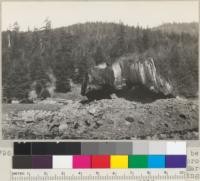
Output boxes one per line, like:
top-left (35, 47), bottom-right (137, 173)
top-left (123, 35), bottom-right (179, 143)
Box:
top-left (128, 155), bottom-right (148, 168)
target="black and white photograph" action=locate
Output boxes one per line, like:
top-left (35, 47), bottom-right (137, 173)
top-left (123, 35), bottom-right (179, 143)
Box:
top-left (1, 1), bottom-right (199, 140)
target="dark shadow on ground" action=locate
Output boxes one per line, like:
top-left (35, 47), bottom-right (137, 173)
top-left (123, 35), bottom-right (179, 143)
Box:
top-left (82, 85), bottom-right (114, 102)
top-left (115, 85), bottom-right (173, 103)
top-left (81, 85), bottom-right (173, 104)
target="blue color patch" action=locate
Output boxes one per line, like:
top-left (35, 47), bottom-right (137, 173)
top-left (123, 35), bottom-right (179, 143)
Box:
top-left (148, 155), bottom-right (165, 168)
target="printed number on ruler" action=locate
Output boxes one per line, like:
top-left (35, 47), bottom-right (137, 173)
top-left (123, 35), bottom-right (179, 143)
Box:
top-left (11, 169), bottom-right (187, 181)
top-left (10, 144), bottom-right (200, 181)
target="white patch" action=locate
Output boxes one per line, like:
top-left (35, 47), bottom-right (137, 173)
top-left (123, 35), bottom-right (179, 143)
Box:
top-left (138, 62), bottom-right (145, 84)
top-left (46, 85), bottom-right (56, 97)
top-left (46, 70), bottom-right (56, 97)
top-left (112, 62), bottom-right (122, 88)
top-left (29, 90), bottom-right (37, 100)
top-left (176, 96), bottom-right (187, 101)
top-left (11, 100), bottom-right (19, 104)
top-left (146, 58), bottom-right (157, 86)
top-left (166, 82), bottom-right (173, 93)
top-left (150, 86), bottom-right (155, 91)
top-left (95, 62), bottom-right (107, 69)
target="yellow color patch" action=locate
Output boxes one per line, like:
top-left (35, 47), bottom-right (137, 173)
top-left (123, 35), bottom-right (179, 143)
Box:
top-left (110, 155), bottom-right (128, 168)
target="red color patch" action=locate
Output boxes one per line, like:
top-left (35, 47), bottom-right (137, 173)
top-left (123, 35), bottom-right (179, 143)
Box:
top-left (91, 155), bottom-right (110, 168)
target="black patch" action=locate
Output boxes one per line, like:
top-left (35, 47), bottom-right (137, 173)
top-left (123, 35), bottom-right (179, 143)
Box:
top-left (31, 142), bottom-right (81, 155)
top-left (85, 85), bottom-right (114, 101)
top-left (14, 142), bottom-right (31, 155)
top-left (115, 85), bottom-right (174, 103)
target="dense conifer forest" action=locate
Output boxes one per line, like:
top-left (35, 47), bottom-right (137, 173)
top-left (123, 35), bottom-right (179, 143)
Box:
top-left (2, 21), bottom-right (198, 101)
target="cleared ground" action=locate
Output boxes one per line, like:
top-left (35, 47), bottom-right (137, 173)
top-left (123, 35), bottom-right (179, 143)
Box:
top-left (2, 104), bottom-right (61, 113)
top-left (2, 88), bottom-right (198, 140)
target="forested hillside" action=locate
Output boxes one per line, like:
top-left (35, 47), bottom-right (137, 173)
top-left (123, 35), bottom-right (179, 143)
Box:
top-left (154, 22), bottom-right (198, 36)
top-left (2, 21), bottom-right (198, 102)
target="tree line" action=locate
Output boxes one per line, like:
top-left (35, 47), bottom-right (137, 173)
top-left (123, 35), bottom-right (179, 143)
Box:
top-left (2, 21), bottom-right (198, 102)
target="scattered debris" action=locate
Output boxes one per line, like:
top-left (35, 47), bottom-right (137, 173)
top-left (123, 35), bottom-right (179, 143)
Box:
top-left (179, 114), bottom-right (187, 119)
top-left (111, 93), bottom-right (118, 99)
top-left (125, 117), bottom-right (135, 123)
top-left (74, 123), bottom-right (79, 129)
top-left (2, 97), bottom-right (199, 139)
top-left (58, 123), bottom-right (68, 134)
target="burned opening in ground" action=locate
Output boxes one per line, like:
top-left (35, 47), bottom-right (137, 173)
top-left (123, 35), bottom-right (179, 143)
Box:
top-left (84, 85), bottom-right (115, 101)
top-left (115, 85), bottom-right (174, 103)
top-left (83, 85), bottom-right (174, 103)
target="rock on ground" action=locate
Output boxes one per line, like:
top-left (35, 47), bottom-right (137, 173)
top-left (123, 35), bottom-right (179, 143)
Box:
top-left (2, 97), bottom-right (198, 140)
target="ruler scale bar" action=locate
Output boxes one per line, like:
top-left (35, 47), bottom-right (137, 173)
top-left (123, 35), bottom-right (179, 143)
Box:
top-left (11, 169), bottom-right (188, 181)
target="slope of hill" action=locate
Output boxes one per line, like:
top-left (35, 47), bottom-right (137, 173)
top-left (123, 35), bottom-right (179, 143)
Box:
top-left (2, 22), bottom-right (198, 101)
top-left (2, 22), bottom-right (199, 140)
top-left (153, 22), bottom-right (199, 36)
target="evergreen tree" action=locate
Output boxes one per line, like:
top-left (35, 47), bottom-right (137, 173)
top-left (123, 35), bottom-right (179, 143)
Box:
top-left (4, 58), bottom-right (30, 100)
top-left (110, 23), bottom-right (126, 62)
top-left (54, 31), bottom-right (74, 92)
top-left (93, 46), bottom-right (104, 65)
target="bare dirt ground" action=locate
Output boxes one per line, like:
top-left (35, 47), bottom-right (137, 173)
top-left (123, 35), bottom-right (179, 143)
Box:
top-left (2, 85), bottom-right (198, 140)
top-left (2, 88), bottom-right (198, 140)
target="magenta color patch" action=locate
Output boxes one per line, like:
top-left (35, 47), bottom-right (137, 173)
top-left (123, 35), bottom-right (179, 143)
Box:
top-left (73, 155), bottom-right (91, 168)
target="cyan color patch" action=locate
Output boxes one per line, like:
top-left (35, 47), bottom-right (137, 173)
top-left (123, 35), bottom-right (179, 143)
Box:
top-left (148, 155), bottom-right (165, 168)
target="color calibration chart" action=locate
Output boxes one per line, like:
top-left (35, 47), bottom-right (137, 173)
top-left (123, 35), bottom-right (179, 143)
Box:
top-left (0, 141), bottom-right (197, 181)
top-left (13, 141), bottom-right (187, 169)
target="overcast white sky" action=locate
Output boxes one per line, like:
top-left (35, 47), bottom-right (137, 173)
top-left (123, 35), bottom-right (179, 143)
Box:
top-left (2, 1), bottom-right (199, 31)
